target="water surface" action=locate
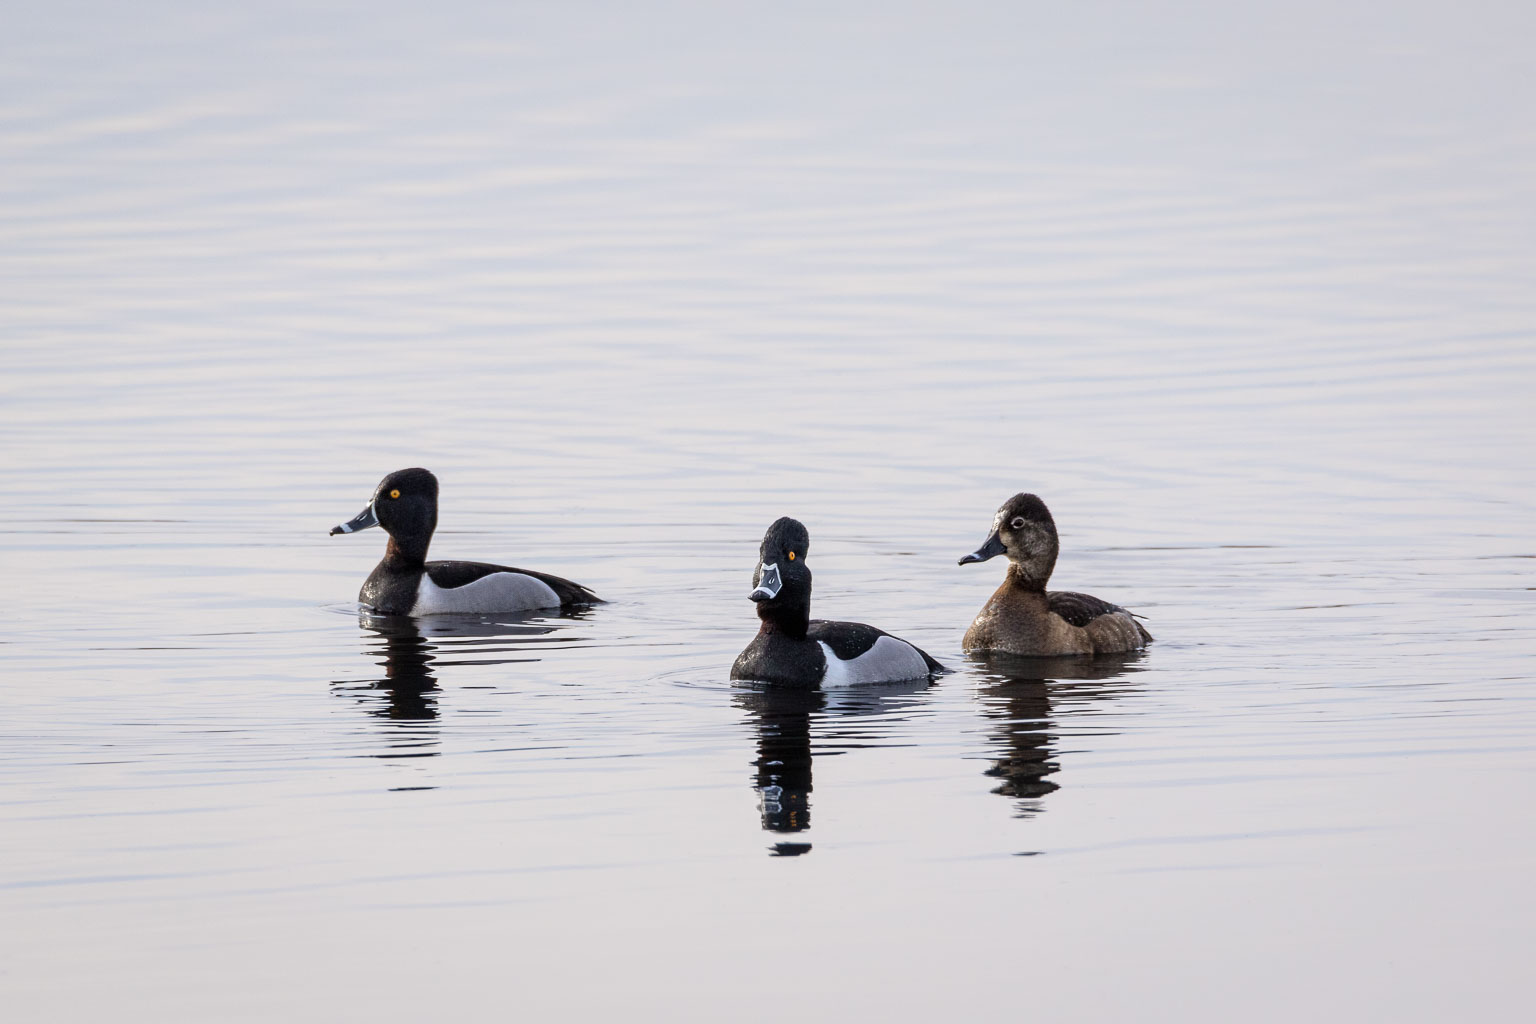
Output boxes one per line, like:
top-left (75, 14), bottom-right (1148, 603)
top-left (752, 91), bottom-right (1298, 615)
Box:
top-left (3, 3), bottom-right (1534, 1020)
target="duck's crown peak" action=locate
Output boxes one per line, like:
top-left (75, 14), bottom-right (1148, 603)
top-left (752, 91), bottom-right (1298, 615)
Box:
top-left (995, 492), bottom-right (1056, 531)
top-left (375, 467), bottom-right (439, 501)
top-left (762, 516), bottom-right (810, 554)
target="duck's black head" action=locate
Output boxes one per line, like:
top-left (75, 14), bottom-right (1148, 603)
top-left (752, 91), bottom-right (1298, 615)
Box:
top-left (958, 492), bottom-right (1059, 589)
top-left (749, 516), bottom-right (813, 635)
top-left (331, 467), bottom-right (440, 564)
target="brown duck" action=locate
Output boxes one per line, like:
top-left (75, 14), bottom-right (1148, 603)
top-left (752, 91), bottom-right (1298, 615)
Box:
top-left (958, 493), bottom-right (1152, 656)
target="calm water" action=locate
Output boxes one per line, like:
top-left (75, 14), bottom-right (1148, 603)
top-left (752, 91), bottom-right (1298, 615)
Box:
top-left (3, 3), bottom-right (1535, 1020)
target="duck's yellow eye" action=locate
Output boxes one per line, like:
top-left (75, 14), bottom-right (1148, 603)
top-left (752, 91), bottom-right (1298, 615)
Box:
top-left (788, 551), bottom-right (796, 561)
top-left (389, 489), bottom-right (400, 499)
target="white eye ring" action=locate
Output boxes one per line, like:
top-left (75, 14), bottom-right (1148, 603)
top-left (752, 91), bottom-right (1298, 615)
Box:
top-left (1010, 516), bottom-right (1026, 529)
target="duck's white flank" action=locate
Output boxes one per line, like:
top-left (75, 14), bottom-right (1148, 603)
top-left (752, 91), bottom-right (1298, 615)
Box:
top-left (410, 572), bottom-right (561, 615)
top-left (816, 636), bottom-right (929, 687)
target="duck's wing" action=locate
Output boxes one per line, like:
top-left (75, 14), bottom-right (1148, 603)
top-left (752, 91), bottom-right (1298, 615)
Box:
top-left (1045, 591), bottom-right (1124, 627)
top-left (808, 619), bottom-right (946, 675)
top-left (1048, 591), bottom-right (1152, 643)
top-left (425, 561), bottom-right (603, 606)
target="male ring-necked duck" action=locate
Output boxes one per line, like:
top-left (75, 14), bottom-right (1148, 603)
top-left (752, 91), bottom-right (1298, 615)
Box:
top-left (330, 468), bottom-right (601, 615)
top-left (731, 517), bottom-right (944, 687)
top-left (958, 493), bottom-right (1151, 656)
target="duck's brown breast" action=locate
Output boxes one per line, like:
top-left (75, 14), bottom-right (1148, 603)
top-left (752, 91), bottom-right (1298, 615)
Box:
top-left (963, 584), bottom-right (1093, 656)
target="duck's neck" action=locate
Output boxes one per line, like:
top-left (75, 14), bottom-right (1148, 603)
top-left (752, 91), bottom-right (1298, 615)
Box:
top-left (1006, 561), bottom-right (1052, 593)
top-left (383, 532), bottom-right (431, 569)
top-left (758, 599), bottom-right (811, 640)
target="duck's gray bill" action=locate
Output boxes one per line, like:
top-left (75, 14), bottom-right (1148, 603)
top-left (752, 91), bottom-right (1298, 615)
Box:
top-left (330, 504), bottom-right (379, 536)
top-left (749, 562), bottom-right (782, 601)
top-left (958, 531), bottom-right (1006, 565)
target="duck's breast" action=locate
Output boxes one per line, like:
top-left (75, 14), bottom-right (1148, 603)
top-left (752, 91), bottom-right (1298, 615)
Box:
top-left (966, 585), bottom-right (1092, 655)
top-left (731, 632), bottom-right (827, 687)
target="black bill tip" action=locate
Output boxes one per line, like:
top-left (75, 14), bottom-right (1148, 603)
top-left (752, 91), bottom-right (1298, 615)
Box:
top-left (331, 504), bottom-right (379, 537)
top-left (959, 531), bottom-right (1006, 566)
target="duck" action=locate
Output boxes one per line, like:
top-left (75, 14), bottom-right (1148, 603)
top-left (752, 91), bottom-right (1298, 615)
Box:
top-left (730, 517), bottom-right (944, 687)
top-left (958, 493), bottom-right (1151, 656)
top-left (329, 468), bottom-right (601, 615)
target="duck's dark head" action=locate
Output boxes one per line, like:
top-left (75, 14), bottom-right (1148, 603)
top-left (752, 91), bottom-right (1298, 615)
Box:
top-left (749, 516), bottom-right (812, 635)
top-left (958, 493), bottom-right (1059, 590)
top-left (331, 467), bottom-right (440, 564)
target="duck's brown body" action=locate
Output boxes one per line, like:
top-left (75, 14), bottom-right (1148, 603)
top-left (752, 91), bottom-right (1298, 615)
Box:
top-left (958, 493), bottom-right (1152, 657)
top-left (962, 573), bottom-right (1150, 656)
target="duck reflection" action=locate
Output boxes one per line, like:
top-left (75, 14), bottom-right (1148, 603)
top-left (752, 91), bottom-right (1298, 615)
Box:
top-left (735, 680), bottom-right (933, 854)
top-left (332, 611), bottom-right (581, 757)
top-left (737, 687), bottom-right (823, 835)
top-left (971, 651), bottom-right (1144, 818)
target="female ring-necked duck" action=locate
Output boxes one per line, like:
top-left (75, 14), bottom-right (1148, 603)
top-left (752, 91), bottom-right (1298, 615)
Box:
top-left (958, 493), bottom-right (1151, 656)
top-left (731, 517), bottom-right (944, 687)
top-left (330, 468), bottom-right (601, 615)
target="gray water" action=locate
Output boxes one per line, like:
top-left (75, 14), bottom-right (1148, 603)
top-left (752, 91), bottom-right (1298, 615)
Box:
top-left (3, 2), bottom-right (1535, 1020)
